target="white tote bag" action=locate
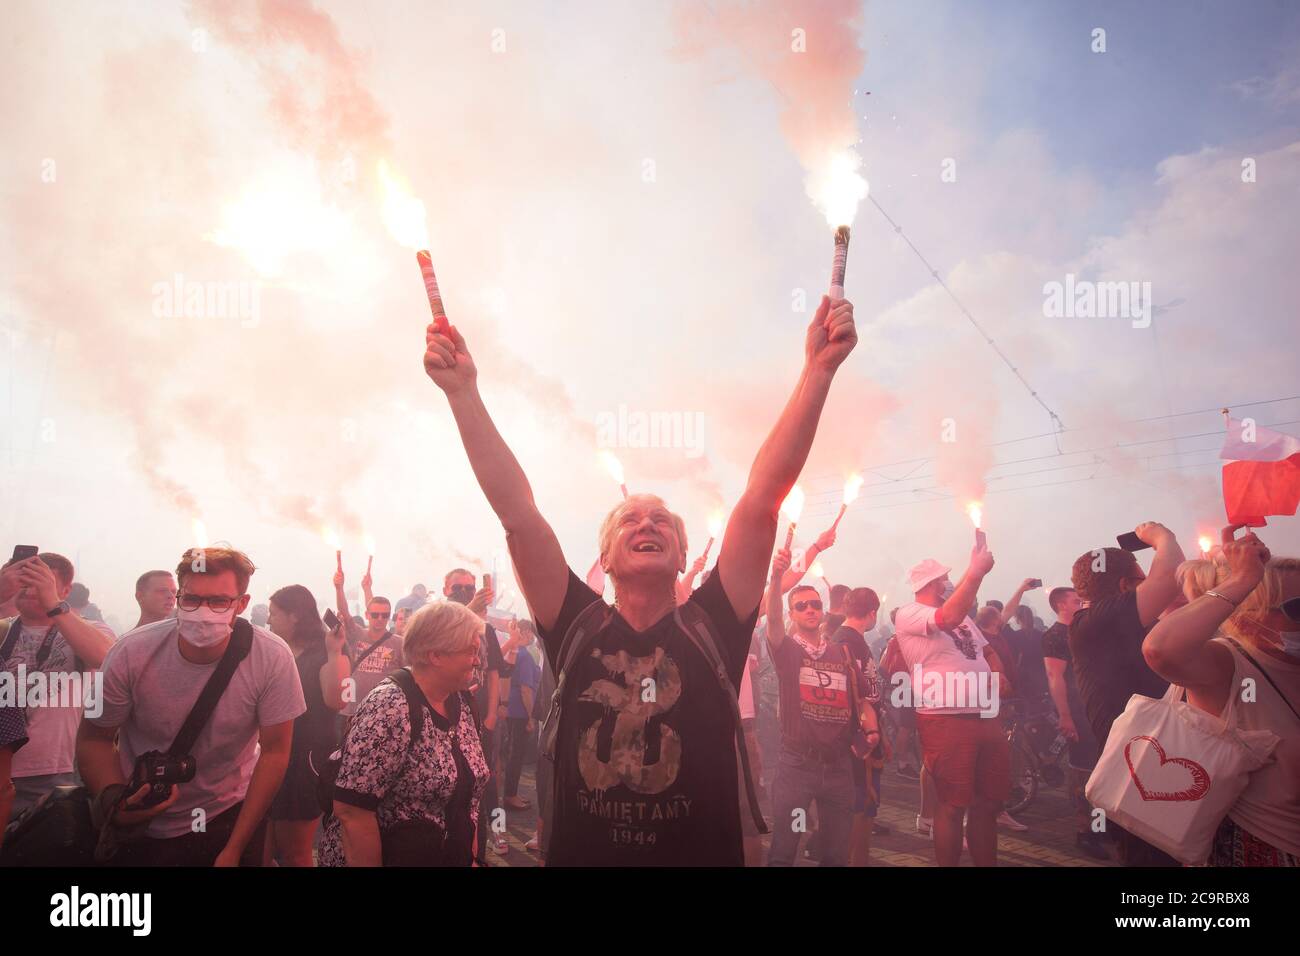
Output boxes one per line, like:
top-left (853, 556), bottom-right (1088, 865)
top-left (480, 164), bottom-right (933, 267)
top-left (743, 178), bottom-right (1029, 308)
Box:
top-left (1085, 681), bottom-right (1279, 864)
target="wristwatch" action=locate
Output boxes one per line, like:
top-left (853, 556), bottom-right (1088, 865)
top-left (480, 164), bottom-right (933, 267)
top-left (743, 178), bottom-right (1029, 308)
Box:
top-left (47, 600), bottom-right (71, 618)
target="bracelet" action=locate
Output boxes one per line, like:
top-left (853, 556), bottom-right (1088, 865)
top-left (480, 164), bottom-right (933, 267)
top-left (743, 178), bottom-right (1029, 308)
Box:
top-left (1204, 589), bottom-right (1239, 609)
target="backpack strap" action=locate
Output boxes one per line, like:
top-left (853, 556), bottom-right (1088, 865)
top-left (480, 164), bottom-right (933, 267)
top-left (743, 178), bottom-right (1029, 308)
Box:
top-left (34, 626), bottom-right (61, 670)
top-left (387, 667), bottom-right (426, 750)
top-left (0, 618), bottom-right (15, 663)
top-left (167, 618), bottom-right (255, 758)
top-left (539, 599), bottom-right (611, 763)
top-left (672, 604), bottom-right (769, 836)
top-left (0, 619), bottom-right (59, 668)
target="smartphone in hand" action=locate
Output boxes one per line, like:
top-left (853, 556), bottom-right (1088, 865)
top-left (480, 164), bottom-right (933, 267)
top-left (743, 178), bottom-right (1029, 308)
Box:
top-left (10, 545), bottom-right (38, 563)
top-left (323, 608), bottom-right (341, 631)
top-left (1116, 532), bottom-right (1152, 552)
top-left (1027, 579), bottom-right (1042, 589)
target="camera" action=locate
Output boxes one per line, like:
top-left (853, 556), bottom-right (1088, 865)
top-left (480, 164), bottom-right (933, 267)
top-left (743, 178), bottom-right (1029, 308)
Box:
top-left (128, 750), bottom-right (197, 807)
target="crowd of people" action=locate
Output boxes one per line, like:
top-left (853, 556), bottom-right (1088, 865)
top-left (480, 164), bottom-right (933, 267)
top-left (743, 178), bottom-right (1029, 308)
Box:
top-left (0, 294), bottom-right (1296, 867)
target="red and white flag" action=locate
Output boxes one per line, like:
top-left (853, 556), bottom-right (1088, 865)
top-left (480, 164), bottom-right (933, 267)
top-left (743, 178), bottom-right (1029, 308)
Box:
top-left (1220, 417), bottom-right (1300, 526)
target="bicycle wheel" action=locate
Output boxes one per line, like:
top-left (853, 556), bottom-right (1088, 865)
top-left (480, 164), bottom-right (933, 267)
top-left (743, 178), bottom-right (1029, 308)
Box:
top-left (1004, 733), bottom-right (1039, 815)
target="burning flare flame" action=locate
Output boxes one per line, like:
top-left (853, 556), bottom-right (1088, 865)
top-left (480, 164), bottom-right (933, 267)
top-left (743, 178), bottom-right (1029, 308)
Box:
top-left (322, 527), bottom-right (342, 551)
top-left (378, 161), bottom-right (430, 251)
top-left (810, 560), bottom-right (825, 579)
top-left (1198, 535), bottom-right (1213, 554)
top-left (191, 518), bottom-right (209, 549)
top-left (364, 534), bottom-right (377, 556)
top-left (707, 511), bottom-right (725, 540)
top-left (843, 473), bottom-right (864, 506)
top-left (598, 450), bottom-right (625, 485)
top-left (780, 485), bottom-right (806, 523)
top-left (810, 150), bottom-right (870, 228)
top-left (966, 501), bottom-right (983, 530)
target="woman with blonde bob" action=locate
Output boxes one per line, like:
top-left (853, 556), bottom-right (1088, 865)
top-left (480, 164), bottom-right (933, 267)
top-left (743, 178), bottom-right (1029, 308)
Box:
top-left (1144, 526), bottom-right (1300, 866)
top-left (318, 600), bottom-right (491, 867)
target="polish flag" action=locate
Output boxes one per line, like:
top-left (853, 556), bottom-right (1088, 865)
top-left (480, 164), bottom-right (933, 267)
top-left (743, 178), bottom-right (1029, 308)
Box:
top-left (1220, 417), bottom-right (1300, 526)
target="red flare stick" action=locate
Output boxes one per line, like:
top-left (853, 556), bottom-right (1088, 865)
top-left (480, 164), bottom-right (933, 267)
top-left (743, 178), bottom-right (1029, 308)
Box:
top-left (416, 250), bottom-right (449, 334)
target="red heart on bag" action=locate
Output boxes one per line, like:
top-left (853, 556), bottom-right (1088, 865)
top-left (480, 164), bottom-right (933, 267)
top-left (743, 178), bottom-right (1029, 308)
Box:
top-left (1124, 735), bottom-right (1211, 802)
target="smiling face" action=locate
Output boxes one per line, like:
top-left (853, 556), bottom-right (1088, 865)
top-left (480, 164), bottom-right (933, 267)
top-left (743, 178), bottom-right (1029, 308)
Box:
top-left (599, 495), bottom-right (686, 586)
top-left (430, 640), bottom-right (481, 690)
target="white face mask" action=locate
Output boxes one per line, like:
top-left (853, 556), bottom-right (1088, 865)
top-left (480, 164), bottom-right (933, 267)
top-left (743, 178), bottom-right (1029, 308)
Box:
top-left (939, 581), bottom-right (955, 601)
top-left (176, 605), bottom-right (235, 647)
top-left (1276, 631), bottom-right (1300, 657)
top-left (1247, 618), bottom-right (1300, 658)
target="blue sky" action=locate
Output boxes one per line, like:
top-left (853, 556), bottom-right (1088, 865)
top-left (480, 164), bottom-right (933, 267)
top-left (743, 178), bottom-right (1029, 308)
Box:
top-left (868, 0), bottom-right (1300, 182)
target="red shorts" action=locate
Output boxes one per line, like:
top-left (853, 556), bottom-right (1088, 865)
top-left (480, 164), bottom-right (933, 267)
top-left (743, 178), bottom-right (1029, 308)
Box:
top-left (916, 712), bottom-right (1011, 808)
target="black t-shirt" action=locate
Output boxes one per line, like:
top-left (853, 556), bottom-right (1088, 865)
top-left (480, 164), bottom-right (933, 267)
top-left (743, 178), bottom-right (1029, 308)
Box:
top-left (1042, 622), bottom-right (1088, 726)
top-left (1003, 625), bottom-right (1049, 701)
top-left (1067, 590), bottom-right (1169, 745)
top-left (771, 632), bottom-right (857, 758)
top-left (472, 622), bottom-right (508, 722)
top-left (535, 567), bottom-right (757, 866)
top-left (292, 644), bottom-right (339, 764)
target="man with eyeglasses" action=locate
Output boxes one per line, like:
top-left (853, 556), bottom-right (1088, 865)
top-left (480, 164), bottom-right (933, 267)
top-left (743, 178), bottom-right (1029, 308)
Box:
top-left (77, 546), bottom-right (304, 866)
top-left (764, 547), bottom-right (863, 866)
top-left (333, 565), bottom-right (402, 723)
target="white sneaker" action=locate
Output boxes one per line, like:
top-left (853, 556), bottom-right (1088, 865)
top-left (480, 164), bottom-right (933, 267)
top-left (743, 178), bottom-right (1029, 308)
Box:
top-left (491, 837), bottom-right (508, 854)
top-left (524, 834), bottom-right (540, 852)
top-left (916, 815), bottom-right (933, 836)
top-left (997, 811), bottom-right (1028, 831)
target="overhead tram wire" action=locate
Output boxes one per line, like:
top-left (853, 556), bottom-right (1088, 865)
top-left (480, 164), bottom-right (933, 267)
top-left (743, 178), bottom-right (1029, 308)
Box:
top-left (802, 398), bottom-right (1300, 498)
top-left (868, 194), bottom-right (1066, 448)
top-left (801, 418), bottom-right (1300, 518)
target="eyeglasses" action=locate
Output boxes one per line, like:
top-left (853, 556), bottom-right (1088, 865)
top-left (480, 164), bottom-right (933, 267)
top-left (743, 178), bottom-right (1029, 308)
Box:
top-left (793, 600), bottom-right (823, 612)
top-left (369, 611), bottom-right (391, 620)
top-left (178, 593), bottom-right (239, 612)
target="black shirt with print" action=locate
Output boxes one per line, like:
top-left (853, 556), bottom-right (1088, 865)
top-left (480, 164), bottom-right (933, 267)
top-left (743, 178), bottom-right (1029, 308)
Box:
top-left (535, 567), bottom-right (757, 866)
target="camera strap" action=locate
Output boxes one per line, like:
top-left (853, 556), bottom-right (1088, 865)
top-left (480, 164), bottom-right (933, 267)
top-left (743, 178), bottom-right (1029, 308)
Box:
top-left (349, 629), bottom-right (396, 674)
top-left (167, 618), bottom-right (255, 757)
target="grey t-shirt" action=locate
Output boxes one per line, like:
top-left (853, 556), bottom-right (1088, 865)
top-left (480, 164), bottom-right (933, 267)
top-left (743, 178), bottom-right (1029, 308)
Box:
top-left (88, 619), bottom-right (306, 838)
top-left (342, 618), bottom-right (403, 717)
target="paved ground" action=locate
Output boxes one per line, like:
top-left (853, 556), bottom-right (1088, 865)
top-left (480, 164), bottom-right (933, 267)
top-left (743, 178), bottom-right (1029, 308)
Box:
top-left (483, 761), bottom-right (1118, 867)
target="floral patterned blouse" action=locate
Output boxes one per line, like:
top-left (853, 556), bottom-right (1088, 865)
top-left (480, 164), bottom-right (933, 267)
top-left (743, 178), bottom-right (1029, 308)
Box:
top-left (318, 675), bottom-right (489, 866)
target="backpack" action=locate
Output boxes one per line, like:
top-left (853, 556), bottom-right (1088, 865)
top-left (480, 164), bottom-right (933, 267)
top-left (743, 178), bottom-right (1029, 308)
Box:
top-left (538, 599), bottom-right (768, 837)
top-left (315, 668), bottom-right (479, 821)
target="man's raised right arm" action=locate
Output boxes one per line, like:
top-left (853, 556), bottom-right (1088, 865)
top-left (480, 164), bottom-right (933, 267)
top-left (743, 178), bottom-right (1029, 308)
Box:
top-left (424, 322), bottom-right (568, 630)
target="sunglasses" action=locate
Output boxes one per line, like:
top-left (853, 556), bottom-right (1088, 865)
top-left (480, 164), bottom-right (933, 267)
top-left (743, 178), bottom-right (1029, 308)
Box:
top-left (793, 600), bottom-right (823, 612)
top-left (369, 611), bottom-right (391, 620)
